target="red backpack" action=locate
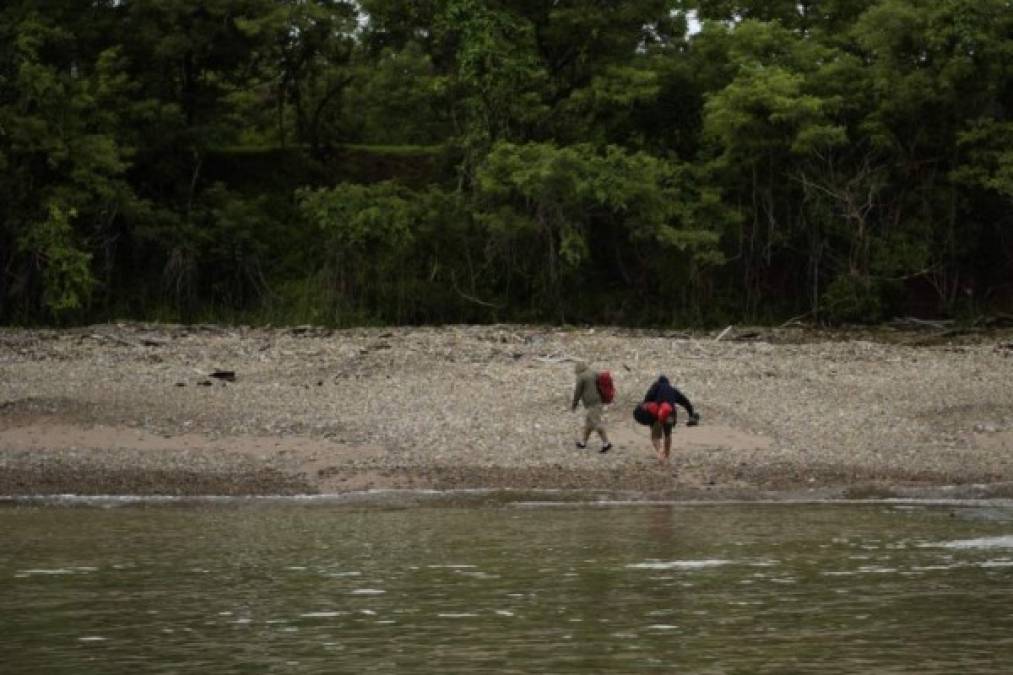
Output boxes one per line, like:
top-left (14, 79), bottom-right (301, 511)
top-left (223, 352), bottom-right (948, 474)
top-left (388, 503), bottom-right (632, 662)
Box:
top-left (596, 371), bottom-right (616, 404)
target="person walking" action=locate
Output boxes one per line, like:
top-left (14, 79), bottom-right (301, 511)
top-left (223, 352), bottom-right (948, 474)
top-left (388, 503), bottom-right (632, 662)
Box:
top-left (571, 361), bottom-right (612, 453)
top-left (641, 374), bottom-right (698, 465)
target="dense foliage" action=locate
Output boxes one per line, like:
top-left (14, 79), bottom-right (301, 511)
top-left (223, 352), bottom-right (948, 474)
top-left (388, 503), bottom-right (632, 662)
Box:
top-left (2, 0), bottom-right (1011, 326)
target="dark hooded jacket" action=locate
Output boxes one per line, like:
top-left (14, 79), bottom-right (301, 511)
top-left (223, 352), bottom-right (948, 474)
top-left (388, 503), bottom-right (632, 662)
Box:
top-left (643, 376), bottom-right (695, 419)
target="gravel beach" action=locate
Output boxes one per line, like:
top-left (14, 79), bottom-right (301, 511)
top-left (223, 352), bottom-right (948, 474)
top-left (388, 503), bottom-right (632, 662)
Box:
top-left (2, 323), bottom-right (1012, 499)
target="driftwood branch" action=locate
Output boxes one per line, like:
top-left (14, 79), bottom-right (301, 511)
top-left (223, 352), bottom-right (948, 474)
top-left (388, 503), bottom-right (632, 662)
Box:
top-left (889, 316), bottom-right (954, 331)
top-left (535, 354), bottom-right (578, 364)
top-left (450, 272), bottom-right (503, 309)
top-left (87, 333), bottom-right (135, 348)
top-left (780, 312), bottom-right (812, 328)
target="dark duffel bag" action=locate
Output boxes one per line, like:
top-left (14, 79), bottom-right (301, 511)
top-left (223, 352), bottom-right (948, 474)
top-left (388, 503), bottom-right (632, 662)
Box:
top-left (633, 403), bottom-right (655, 426)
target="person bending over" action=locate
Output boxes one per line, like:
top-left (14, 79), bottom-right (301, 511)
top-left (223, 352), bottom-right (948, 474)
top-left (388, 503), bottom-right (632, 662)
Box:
top-left (642, 375), bottom-right (699, 464)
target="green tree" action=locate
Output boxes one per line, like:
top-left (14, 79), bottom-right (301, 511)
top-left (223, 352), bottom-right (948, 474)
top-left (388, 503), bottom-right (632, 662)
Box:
top-left (850, 0), bottom-right (1013, 312)
top-left (475, 142), bottom-right (723, 320)
top-left (0, 4), bottom-right (136, 320)
top-left (700, 20), bottom-right (848, 317)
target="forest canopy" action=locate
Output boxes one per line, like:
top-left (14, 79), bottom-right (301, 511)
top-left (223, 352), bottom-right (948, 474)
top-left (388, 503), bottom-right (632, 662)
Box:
top-left (1, 0), bottom-right (1011, 326)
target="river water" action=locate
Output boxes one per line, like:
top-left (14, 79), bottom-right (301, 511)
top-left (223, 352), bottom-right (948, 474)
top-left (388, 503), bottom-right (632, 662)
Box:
top-left (3, 495), bottom-right (1013, 673)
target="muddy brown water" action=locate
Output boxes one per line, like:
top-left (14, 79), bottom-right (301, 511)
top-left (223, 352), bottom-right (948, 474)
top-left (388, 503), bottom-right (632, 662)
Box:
top-left (3, 494), bottom-right (1013, 673)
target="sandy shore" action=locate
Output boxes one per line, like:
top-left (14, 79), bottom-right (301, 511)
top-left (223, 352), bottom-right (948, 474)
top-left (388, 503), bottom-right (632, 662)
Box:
top-left (2, 323), bottom-right (1012, 499)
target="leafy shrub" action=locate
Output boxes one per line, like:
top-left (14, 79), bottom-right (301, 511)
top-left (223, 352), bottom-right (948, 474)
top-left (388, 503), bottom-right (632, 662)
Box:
top-left (822, 274), bottom-right (888, 324)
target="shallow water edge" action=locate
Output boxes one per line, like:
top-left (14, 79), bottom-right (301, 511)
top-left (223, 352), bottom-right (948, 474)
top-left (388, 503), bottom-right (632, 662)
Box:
top-left (5, 486), bottom-right (1013, 510)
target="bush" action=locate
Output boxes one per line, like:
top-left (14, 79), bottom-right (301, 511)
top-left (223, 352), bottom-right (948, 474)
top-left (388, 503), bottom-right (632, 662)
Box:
top-left (822, 274), bottom-right (887, 324)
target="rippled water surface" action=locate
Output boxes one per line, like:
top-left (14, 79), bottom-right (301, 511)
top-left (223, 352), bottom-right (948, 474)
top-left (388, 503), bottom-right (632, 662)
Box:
top-left (3, 497), bottom-right (1013, 673)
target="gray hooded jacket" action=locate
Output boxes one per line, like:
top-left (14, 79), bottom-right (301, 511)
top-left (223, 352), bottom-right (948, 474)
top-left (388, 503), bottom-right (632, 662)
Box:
top-left (571, 361), bottom-right (602, 410)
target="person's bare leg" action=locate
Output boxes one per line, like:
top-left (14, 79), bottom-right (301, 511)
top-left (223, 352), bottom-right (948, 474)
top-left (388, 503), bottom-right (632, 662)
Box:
top-left (662, 432), bottom-right (672, 464)
top-left (651, 433), bottom-right (666, 464)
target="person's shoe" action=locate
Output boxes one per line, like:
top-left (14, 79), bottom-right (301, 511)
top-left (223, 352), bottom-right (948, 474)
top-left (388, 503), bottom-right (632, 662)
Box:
top-left (575, 441), bottom-right (587, 449)
top-left (600, 442), bottom-right (612, 454)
